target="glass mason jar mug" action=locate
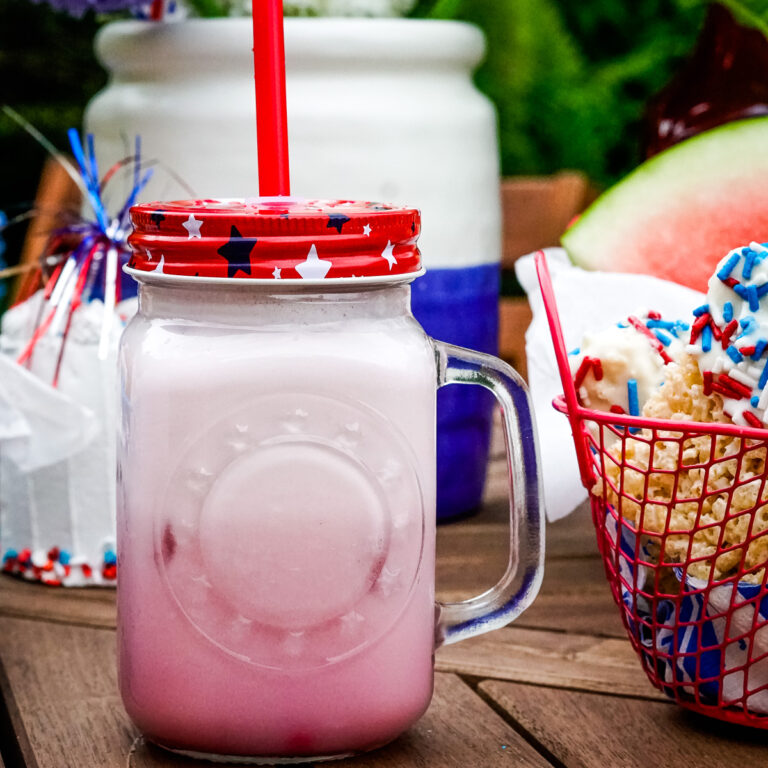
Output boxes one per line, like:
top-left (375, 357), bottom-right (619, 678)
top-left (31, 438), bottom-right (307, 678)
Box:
top-left (119, 199), bottom-right (543, 763)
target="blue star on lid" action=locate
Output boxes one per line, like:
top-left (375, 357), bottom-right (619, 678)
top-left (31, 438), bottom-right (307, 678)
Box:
top-left (327, 214), bottom-right (350, 234)
top-left (217, 225), bottom-right (257, 278)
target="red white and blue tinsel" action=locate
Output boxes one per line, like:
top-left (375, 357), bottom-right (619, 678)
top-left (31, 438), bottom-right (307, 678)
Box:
top-left (16, 129), bottom-right (150, 380)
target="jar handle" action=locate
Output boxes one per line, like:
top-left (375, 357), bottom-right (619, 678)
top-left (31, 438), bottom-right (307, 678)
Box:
top-left (433, 340), bottom-right (545, 647)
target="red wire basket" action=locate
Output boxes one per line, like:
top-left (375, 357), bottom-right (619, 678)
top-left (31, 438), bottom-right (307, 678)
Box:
top-left (535, 250), bottom-right (768, 727)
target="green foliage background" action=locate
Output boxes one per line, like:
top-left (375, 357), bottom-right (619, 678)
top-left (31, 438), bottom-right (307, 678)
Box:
top-left (4, 0), bottom-right (768, 266)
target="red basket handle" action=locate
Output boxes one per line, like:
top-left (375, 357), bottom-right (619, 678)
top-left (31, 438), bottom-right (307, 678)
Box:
top-left (533, 251), bottom-right (597, 489)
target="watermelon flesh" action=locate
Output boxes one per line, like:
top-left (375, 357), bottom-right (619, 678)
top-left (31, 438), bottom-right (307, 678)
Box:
top-left (562, 117), bottom-right (768, 292)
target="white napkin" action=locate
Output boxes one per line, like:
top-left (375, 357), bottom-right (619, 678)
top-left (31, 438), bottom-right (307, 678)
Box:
top-left (0, 355), bottom-right (98, 472)
top-left (515, 248), bottom-right (705, 521)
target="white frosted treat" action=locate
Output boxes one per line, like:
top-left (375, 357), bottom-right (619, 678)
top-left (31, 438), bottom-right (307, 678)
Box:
top-left (688, 242), bottom-right (768, 428)
top-left (569, 312), bottom-right (688, 416)
top-left (0, 291), bottom-right (135, 586)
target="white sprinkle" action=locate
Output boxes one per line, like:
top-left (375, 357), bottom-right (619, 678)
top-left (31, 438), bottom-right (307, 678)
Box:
top-left (759, 386), bottom-right (768, 410)
top-left (729, 367), bottom-right (758, 387)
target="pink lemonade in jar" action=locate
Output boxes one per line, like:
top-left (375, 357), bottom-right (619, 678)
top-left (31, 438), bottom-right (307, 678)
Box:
top-left (119, 199), bottom-right (544, 763)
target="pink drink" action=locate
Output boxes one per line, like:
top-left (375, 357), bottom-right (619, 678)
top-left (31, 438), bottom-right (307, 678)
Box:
top-left (118, 284), bottom-right (437, 760)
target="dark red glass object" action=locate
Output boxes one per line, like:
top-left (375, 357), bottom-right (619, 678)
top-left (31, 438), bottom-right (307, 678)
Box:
top-left (645, 2), bottom-right (768, 157)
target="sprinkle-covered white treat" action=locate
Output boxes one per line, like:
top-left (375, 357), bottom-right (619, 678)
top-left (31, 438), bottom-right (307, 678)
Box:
top-left (569, 312), bottom-right (688, 416)
top-left (688, 242), bottom-right (768, 428)
top-left (0, 291), bottom-right (135, 586)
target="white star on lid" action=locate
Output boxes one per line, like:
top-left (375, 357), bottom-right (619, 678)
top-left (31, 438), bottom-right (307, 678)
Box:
top-left (381, 240), bottom-right (397, 270)
top-left (182, 214), bottom-right (202, 239)
top-left (272, 266), bottom-right (282, 279)
top-left (295, 244), bottom-right (331, 280)
top-left (153, 255), bottom-right (165, 274)
top-left (363, 223), bottom-right (372, 236)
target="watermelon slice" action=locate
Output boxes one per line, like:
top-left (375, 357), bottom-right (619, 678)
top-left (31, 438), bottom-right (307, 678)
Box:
top-left (562, 117), bottom-right (768, 292)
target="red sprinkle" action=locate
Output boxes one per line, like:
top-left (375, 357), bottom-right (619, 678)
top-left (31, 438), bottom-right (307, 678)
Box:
top-left (590, 357), bottom-right (604, 381)
top-left (740, 346), bottom-right (757, 356)
top-left (82, 564), bottom-right (92, 578)
top-left (609, 405), bottom-right (626, 414)
top-left (102, 564), bottom-right (117, 580)
top-left (721, 319), bottom-right (739, 348)
top-left (711, 381), bottom-right (744, 399)
top-left (628, 315), bottom-right (671, 362)
top-left (690, 313), bottom-right (710, 342)
top-left (703, 371), bottom-right (714, 395)
top-left (719, 374), bottom-right (753, 398)
top-left (573, 357), bottom-right (592, 389)
top-left (744, 411), bottom-right (763, 428)
top-left (710, 319), bottom-right (723, 341)
top-left (647, 311), bottom-right (661, 320)
top-left (723, 277), bottom-right (739, 288)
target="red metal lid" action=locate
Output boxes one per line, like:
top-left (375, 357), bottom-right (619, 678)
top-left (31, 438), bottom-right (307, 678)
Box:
top-left (127, 198), bottom-right (422, 283)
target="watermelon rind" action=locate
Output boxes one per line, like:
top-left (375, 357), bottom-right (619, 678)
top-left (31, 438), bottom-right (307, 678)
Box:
top-left (562, 117), bottom-right (768, 291)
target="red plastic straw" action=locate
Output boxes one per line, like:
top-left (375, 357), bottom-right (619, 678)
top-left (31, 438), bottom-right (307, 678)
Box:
top-left (149, 0), bottom-right (164, 20)
top-left (252, 0), bottom-right (291, 196)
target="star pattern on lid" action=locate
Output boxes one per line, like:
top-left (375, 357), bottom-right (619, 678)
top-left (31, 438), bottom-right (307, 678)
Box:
top-left (182, 214), bottom-right (202, 239)
top-left (217, 225), bottom-right (257, 278)
top-left (295, 244), bottom-right (332, 280)
top-left (327, 214), bottom-right (350, 234)
top-left (381, 241), bottom-right (397, 271)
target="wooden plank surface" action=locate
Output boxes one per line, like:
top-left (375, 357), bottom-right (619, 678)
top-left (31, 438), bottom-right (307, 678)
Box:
top-left (436, 626), bottom-right (662, 700)
top-left (480, 680), bottom-right (768, 768)
top-left (0, 616), bottom-right (553, 768)
top-left (0, 577), bottom-right (115, 630)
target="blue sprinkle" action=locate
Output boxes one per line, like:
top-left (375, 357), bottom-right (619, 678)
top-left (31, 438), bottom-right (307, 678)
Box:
top-left (723, 302), bottom-right (734, 323)
top-left (104, 550), bottom-right (117, 566)
top-left (758, 282), bottom-right (768, 298)
top-left (646, 319), bottom-right (677, 330)
top-left (701, 324), bottom-right (712, 353)
top-left (752, 396), bottom-right (761, 408)
top-left (654, 330), bottom-right (672, 346)
top-left (59, 550), bottom-right (71, 565)
top-left (743, 249), bottom-right (758, 280)
top-left (754, 339), bottom-right (768, 360)
top-left (733, 283), bottom-right (749, 299)
top-left (627, 379), bottom-right (640, 416)
top-left (569, 348), bottom-right (580, 356)
top-left (718, 252), bottom-right (741, 281)
top-left (616, 322), bottom-right (628, 328)
top-left (759, 358), bottom-right (768, 390)
top-left (739, 317), bottom-right (758, 338)
top-left (3, 549), bottom-right (18, 562)
top-left (693, 304), bottom-right (710, 317)
top-left (748, 284), bottom-right (760, 312)
top-left (727, 346), bottom-right (744, 364)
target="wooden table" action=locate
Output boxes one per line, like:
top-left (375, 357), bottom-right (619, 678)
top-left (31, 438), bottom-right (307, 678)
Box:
top-left (2, 454), bottom-right (768, 767)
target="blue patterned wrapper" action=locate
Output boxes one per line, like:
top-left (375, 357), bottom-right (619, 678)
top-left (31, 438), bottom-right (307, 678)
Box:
top-left (607, 512), bottom-right (768, 714)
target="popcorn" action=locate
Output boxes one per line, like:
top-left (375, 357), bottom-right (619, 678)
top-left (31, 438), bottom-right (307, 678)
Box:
top-left (603, 354), bottom-right (768, 583)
